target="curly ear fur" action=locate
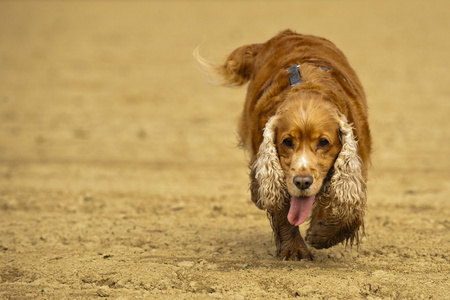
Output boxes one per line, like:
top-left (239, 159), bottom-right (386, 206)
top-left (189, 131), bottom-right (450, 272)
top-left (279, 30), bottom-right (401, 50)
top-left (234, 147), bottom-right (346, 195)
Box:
top-left (193, 43), bottom-right (261, 87)
top-left (251, 116), bottom-right (288, 212)
top-left (329, 116), bottom-right (367, 242)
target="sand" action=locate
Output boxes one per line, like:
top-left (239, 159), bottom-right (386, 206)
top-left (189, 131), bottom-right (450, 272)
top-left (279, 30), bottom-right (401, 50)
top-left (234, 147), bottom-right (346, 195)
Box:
top-left (0, 1), bottom-right (449, 299)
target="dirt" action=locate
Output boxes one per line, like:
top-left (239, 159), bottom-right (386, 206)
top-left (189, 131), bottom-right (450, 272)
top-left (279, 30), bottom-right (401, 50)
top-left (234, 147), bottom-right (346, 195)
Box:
top-left (0, 1), bottom-right (449, 299)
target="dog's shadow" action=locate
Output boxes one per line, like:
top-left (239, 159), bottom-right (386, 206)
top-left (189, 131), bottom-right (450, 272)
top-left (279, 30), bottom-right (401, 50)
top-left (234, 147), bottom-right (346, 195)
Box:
top-left (204, 219), bottom-right (357, 265)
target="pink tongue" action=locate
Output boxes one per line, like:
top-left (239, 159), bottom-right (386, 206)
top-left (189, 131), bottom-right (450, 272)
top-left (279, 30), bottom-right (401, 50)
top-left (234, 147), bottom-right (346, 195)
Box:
top-left (288, 196), bottom-right (315, 226)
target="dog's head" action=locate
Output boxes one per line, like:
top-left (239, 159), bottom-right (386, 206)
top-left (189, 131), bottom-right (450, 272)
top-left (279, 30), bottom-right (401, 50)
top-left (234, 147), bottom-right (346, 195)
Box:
top-left (252, 91), bottom-right (366, 225)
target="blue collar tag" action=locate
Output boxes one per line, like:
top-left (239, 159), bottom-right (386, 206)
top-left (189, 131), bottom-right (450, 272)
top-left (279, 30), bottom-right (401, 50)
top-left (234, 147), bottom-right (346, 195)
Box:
top-left (287, 64), bottom-right (302, 86)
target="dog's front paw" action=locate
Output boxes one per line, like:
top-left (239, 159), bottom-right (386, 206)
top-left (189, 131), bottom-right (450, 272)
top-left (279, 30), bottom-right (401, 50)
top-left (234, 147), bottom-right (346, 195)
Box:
top-left (306, 220), bottom-right (341, 249)
top-left (279, 247), bottom-right (314, 261)
top-left (306, 217), bottom-right (363, 249)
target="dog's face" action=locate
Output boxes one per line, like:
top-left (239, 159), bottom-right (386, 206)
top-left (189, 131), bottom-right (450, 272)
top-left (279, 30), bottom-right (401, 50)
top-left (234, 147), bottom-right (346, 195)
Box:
top-left (252, 91), bottom-right (366, 225)
top-left (275, 93), bottom-right (341, 199)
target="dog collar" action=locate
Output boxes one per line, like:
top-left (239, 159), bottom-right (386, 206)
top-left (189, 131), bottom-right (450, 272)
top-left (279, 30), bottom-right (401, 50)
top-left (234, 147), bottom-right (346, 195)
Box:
top-left (287, 65), bottom-right (302, 86)
top-left (287, 64), bottom-right (332, 87)
top-left (259, 64), bottom-right (337, 101)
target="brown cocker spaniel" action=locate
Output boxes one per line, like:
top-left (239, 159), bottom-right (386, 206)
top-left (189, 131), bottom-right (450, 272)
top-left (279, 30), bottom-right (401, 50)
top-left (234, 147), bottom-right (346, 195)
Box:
top-left (195, 30), bottom-right (371, 261)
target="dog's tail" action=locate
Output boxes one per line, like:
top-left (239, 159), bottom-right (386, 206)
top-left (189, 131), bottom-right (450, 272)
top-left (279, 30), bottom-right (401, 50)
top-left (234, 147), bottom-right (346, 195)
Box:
top-left (194, 43), bottom-right (261, 87)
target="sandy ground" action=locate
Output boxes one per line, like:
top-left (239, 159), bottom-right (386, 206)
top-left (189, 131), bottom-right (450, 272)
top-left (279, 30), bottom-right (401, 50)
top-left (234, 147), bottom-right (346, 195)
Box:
top-left (0, 1), bottom-right (449, 299)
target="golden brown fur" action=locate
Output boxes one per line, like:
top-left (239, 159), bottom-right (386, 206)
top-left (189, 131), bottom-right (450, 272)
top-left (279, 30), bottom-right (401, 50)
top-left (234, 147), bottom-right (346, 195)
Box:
top-left (195, 30), bottom-right (371, 260)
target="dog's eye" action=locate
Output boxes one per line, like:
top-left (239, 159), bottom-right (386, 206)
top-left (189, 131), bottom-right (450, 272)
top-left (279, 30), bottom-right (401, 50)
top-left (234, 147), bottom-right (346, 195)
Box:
top-left (282, 138), bottom-right (294, 148)
top-left (317, 138), bottom-right (330, 149)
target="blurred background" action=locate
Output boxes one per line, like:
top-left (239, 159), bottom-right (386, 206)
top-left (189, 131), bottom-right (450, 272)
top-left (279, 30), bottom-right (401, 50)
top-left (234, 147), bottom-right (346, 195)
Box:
top-left (1, 1), bottom-right (449, 171)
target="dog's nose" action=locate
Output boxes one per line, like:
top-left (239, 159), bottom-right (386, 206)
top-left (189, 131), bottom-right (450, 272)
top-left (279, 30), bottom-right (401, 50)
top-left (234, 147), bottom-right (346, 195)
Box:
top-left (293, 175), bottom-right (313, 190)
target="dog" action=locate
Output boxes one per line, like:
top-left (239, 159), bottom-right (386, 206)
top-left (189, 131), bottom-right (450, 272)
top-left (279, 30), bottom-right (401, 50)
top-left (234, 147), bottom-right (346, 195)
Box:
top-left (195, 30), bottom-right (371, 260)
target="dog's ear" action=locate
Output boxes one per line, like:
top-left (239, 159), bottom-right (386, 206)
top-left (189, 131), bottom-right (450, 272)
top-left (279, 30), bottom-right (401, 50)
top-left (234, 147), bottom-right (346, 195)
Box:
top-left (329, 115), bottom-right (367, 241)
top-left (194, 43), bottom-right (262, 87)
top-left (251, 116), bottom-right (288, 212)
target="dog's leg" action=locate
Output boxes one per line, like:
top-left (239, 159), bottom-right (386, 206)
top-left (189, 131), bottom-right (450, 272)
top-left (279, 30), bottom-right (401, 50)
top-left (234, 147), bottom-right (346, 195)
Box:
top-left (268, 205), bottom-right (313, 261)
top-left (250, 162), bottom-right (313, 260)
top-left (307, 202), bottom-right (329, 233)
top-left (306, 203), bottom-right (363, 249)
